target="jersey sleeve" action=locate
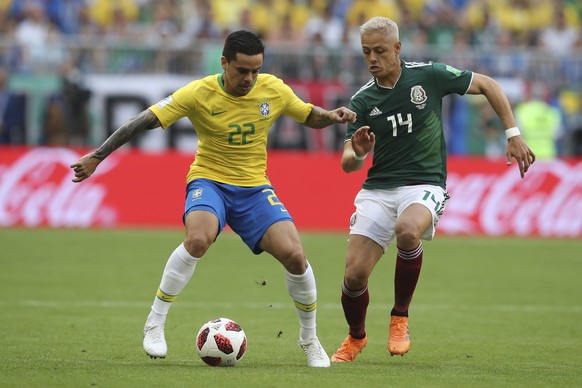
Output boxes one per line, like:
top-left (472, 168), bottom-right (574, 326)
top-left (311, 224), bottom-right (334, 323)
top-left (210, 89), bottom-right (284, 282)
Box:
top-left (432, 63), bottom-right (473, 96)
top-left (148, 81), bottom-right (198, 128)
top-left (277, 79), bottom-right (314, 123)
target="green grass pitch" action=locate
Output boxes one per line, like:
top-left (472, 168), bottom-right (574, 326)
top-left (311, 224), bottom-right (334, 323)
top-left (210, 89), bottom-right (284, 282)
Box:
top-left (1, 228), bottom-right (581, 387)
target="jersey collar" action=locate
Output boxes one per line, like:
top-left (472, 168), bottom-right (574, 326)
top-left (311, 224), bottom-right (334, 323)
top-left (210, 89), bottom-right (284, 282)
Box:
top-left (375, 60), bottom-right (404, 90)
top-left (218, 73), bottom-right (257, 96)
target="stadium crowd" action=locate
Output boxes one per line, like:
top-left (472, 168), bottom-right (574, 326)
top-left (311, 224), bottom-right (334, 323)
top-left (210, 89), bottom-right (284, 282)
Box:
top-left (1, 1), bottom-right (580, 49)
top-left (0, 0), bottom-right (581, 155)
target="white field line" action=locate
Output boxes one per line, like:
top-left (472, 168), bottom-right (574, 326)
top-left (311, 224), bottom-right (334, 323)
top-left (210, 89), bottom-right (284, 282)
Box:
top-left (2, 300), bottom-right (582, 313)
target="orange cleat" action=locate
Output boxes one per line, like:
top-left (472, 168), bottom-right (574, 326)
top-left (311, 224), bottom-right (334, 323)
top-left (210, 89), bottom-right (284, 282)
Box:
top-left (388, 315), bottom-right (410, 356)
top-left (330, 335), bottom-right (368, 363)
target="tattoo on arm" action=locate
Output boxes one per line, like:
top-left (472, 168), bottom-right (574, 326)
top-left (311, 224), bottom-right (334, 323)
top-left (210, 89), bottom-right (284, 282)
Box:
top-left (93, 110), bottom-right (161, 160)
top-left (304, 106), bottom-right (333, 128)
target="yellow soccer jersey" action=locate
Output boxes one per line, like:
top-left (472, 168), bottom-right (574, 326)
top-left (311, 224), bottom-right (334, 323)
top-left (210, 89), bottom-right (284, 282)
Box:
top-left (149, 73), bottom-right (314, 186)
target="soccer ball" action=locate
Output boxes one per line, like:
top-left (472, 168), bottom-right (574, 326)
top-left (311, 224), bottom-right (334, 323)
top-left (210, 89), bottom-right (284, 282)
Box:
top-left (196, 318), bottom-right (247, 367)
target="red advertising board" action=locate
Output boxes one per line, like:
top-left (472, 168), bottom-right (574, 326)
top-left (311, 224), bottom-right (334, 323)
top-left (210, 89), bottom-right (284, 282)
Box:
top-left (1, 146), bottom-right (581, 237)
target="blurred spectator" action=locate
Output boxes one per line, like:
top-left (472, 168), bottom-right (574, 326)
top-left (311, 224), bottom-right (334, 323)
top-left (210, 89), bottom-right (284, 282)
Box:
top-left (395, 2), bottom-right (426, 49)
top-left (44, 0), bottom-right (88, 35)
top-left (102, 4), bottom-right (141, 39)
top-left (267, 11), bottom-right (305, 43)
top-left (41, 22), bottom-right (69, 71)
top-left (286, 0), bottom-right (316, 33)
top-left (491, 0), bottom-right (553, 46)
top-left (74, 3), bottom-right (100, 38)
top-left (303, 3), bottom-right (344, 49)
top-left (90, 0), bottom-right (139, 32)
top-left (538, 7), bottom-right (581, 56)
top-left (422, 1), bottom-right (458, 49)
top-left (515, 83), bottom-right (563, 159)
top-left (12, 3), bottom-right (69, 72)
top-left (13, 2), bottom-right (52, 71)
top-left (43, 62), bottom-right (91, 146)
top-left (0, 2), bottom-right (16, 36)
top-left (304, 28), bottom-right (332, 80)
top-left (209, 0), bottom-right (251, 32)
top-left (440, 27), bottom-right (477, 73)
top-left (308, 0), bottom-right (328, 15)
top-left (0, 4), bottom-right (18, 69)
top-left (248, 0), bottom-right (281, 39)
top-left (561, 0), bottom-right (582, 29)
top-left (464, 0), bottom-right (501, 49)
top-left (446, 0), bottom-right (471, 11)
top-left (343, 11), bottom-right (367, 51)
top-left (182, 0), bottom-right (221, 40)
top-left (43, 93), bottom-right (66, 145)
top-left (101, 3), bottom-right (144, 73)
top-left (395, 0), bottom-right (426, 19)
top-left (332, 0), bottom-right (353, 21)
top-left (0, 67), bottom-right (27, 144)
top-left (559, 88), bottom-right (582, 155)
top-left (61, 62), bottom-right (91, 145)
top-left (479, 29), bottom-right (528, 78)
top-left (69, 3), bottom-right (101, 72)
top-left (146, 0), bottom-right (183, 72)
top-left (179, 0), bottom-right (205, 38)
top-left (345, 0), bottom-right (400, 26)
top-left (235, 8), bottom-right (254, 35)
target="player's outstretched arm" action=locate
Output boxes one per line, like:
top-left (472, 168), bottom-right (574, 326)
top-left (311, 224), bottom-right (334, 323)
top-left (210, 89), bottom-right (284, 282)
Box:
top-left (466, 73), bottom-right (535, 178)
top-left (70, 109), bottom-right (161, 183)
top-left (304, 106), bottom-right (356, 128)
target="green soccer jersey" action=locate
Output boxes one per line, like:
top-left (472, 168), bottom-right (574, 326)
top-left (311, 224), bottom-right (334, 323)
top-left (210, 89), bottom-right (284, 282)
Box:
top-left (346, 60), bottom-right (473, 190)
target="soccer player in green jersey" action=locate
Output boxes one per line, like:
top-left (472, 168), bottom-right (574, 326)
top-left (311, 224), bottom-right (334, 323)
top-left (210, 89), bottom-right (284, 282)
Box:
top-left (70, 30), bottom-right (356, 367)
top-left (330, 17), bottom-right (535, 362)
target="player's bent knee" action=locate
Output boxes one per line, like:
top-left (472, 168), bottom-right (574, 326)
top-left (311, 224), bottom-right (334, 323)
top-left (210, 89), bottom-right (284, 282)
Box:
top-left (395, 226), bottom-right (421, 248)
top-left (281, 251), bottom-right (307, 275)
top-left (183, 234), bottom-right (213, 258)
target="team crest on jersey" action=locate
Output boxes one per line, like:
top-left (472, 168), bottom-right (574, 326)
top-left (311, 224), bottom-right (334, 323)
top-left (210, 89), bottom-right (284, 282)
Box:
top-left (410, 85), bottom-right (427, 109)
top-left (258, 98), bottom-right (270, 117)
top-left (410, 85), bottom-right (427, 105)
top-left (191, 188), bottom-right (203, 201)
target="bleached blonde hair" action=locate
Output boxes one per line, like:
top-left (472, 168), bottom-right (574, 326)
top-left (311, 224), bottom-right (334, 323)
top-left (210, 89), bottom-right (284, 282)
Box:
top-left (360, 16), bottom-right (399, 40)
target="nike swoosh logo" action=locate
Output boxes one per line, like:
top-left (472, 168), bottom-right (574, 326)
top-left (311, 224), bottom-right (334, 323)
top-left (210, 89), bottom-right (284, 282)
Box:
top-left (211, 110), bottom-right (227, 116)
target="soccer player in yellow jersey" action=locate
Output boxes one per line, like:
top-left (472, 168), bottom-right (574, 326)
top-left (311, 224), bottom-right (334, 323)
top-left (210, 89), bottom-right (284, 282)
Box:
top-left (70, 30), bottom-right (356, 367)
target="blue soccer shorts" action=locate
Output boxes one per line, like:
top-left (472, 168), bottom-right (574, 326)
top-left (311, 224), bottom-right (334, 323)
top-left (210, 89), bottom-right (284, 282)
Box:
top-left (183, 178), bottom-right (294, 254)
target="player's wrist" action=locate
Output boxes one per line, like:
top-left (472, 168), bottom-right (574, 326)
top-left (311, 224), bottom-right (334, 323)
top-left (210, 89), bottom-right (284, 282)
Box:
top-left (505, 127), bottom-right (521, 140)
top-left (353, 151), bottom-right (368, 161)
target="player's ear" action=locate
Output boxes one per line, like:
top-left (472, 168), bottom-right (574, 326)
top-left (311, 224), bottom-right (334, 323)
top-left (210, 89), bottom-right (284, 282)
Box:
top-left (221, 56), bottom-right (227, 71)
top-left (394, 41), bottom-right (401, 54)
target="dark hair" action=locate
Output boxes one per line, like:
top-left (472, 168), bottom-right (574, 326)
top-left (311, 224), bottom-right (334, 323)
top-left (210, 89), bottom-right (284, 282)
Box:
top-left (222, 30), bottom-right (265, 62)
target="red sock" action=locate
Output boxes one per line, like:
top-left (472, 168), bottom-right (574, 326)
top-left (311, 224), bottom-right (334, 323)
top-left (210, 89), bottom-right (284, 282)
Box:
top-left (393, 243), bottom-right (423, 315)
top-left (341, 282), bottom-right (369, 339)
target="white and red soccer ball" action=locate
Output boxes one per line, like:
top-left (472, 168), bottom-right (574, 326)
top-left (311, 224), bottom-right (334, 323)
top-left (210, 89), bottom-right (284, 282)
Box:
top-left (196, 318), bottom-right (247, 367)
